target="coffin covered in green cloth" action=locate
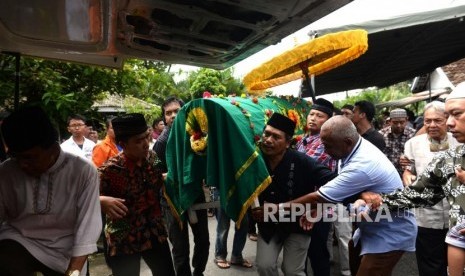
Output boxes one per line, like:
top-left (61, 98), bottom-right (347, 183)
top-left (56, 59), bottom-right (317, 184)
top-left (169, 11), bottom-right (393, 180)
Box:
top-left (164, 96), bottom-right (310, 225)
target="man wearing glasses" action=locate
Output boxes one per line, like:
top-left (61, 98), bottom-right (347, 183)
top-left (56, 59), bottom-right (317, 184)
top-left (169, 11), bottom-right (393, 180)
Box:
top-left (61, 114), bottom-right (96, 160)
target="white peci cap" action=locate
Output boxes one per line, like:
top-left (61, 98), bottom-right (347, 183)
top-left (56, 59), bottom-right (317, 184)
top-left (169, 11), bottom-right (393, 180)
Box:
top-left (446, 82), bottom-right (465, 101)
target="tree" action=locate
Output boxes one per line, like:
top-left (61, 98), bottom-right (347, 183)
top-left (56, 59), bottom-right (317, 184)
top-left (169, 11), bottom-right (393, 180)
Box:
top-left (120, 60), bottom-right (184, 105)
top-left (190, 68), bottom-right (226, 98)
top-left (333, 82), bottom-right (412, 108)
top-left (0, 54), bottom-right (247, 138)
top-left (188, 67), bottom-right (246, 99)
top-left (333, 81), bottom-right (424, 126)
top-left (0, 55), bottom-right (121, 135)
top-left (0, 55), bottom-right (176, 137)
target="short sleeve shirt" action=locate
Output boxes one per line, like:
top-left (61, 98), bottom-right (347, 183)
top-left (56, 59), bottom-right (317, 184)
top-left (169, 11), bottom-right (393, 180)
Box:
top-left (318, 138), bottom-right (417, 255)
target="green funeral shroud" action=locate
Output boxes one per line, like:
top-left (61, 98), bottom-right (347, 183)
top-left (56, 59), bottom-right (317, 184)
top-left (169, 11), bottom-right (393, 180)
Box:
top-left (165, 96), bottom-right (310, 226)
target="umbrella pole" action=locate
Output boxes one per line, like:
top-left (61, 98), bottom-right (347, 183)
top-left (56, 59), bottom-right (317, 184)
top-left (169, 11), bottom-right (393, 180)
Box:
top-left (14, 52), bottom-right (20, 111)
top-left (299, 61), bottom-right (316, 102)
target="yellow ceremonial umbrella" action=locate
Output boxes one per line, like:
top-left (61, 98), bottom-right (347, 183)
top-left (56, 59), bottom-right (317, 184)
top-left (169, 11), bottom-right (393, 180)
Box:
top-left (243, 29), bottom-right (368, 101)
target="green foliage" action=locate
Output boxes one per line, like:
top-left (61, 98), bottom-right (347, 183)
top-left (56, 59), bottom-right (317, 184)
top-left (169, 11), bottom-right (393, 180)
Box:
top-left (122, 97), bottom-right (162, 126)
top-left (0, 55), bottom-right (246, 138)
top-left (333, 82), bottom-right (411, 107)
top-left (0, 56), bottom-right (174, 136)
top-left (0, 55), bottom-right (118, 135)
top-left (189, 68), bottom-right (246, 99)
top-left (121, 60), bottom-right (181, 105)
top-left (190, 68), bottom-right (226, 98)
top-left (332, 82), bottom-right (425, 126)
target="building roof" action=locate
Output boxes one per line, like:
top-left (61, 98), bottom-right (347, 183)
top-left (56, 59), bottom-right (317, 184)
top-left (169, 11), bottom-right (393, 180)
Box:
top-left (92, 93), bottom-right (159, 113)
top-left (441, 57), bottom-right (465, 86)
top-left (376, 88), bottom-right (451, 109)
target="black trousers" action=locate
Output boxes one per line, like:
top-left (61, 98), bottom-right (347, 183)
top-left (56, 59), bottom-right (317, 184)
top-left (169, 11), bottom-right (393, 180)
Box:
top-left (107, 239), bottom-right (175, 276)
top-left (247, 208), bottom-right (257, 234)
top-left (307, 220), bottom-right (331, 276)
top-left (415, 226), bottom-right (448, 276)
top-left (0, 239), bottom-right (62, 276)
top-left (164, 206), bottom-right (210, 276)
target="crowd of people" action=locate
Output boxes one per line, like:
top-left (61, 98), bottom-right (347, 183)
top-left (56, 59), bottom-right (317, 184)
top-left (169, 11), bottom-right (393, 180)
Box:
top-left (0, 82), bottom-right (464, 276)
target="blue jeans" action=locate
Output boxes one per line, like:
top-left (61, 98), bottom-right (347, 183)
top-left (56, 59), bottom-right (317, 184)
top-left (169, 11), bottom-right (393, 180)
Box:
top-left (214, 192), bottom-right (248, 261)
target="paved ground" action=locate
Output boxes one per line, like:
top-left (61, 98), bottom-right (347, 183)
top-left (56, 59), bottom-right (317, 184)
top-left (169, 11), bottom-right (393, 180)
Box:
top-left (89, 216), bottom-right (419, 276)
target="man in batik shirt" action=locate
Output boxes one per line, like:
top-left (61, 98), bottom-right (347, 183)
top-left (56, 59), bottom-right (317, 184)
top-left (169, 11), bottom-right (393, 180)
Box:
top-left (379, 108), bottom-right (416, 175)
top-left (99, 113), bottom-right (175, 276)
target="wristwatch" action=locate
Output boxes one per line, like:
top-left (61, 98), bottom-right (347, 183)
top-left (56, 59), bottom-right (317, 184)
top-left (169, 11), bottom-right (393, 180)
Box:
top-left (66, 270), bottom-right (80, 276)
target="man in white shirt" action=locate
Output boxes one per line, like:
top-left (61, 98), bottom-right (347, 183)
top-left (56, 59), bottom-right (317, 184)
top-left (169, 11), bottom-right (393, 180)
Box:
top-left (0, 106), bottom-right (102, 276)
top-left (61, 114), bottom-right (95, 160)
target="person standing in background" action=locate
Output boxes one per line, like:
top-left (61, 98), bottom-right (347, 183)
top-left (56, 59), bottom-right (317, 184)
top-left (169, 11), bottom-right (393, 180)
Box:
top-left (340, 104), bottom-right (354, 120)
top-left (61, 114), bottom-right (95, 161)
top-left (379, 108), bottom-right (416, 176)
top-left (154, 96), bottom-right (210, 276)
top-left (351, 101), bottom-right (385, 151)
top-left (92, 116), bottom-right (120, 168)
top-left (152, 117), bottom-right (165, 142)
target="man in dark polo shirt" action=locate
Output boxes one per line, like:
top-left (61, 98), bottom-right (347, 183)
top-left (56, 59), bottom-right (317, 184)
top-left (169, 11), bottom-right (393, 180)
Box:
top-left (254, 113), bottom-right (336, 276)
top-left (352, 101), bottom-right (385, 151)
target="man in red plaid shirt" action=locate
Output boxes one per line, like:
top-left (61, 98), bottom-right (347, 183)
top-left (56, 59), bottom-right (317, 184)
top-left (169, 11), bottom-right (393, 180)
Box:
top-left (296, 98), bottom-right (336, 171)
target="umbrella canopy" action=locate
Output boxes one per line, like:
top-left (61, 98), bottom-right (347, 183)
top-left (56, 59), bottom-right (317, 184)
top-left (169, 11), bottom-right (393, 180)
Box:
top-left (243, 29), bottom-right (368, 94)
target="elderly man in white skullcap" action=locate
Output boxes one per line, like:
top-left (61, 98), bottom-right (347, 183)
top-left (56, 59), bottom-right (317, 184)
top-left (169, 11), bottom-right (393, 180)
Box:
top-left (360, 82), bottom-right (465, 276)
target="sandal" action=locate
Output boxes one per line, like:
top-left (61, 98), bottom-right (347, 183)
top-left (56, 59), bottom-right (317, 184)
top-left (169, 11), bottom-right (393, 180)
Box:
top-left (230, 258), bottom-right (253, 268)
top-left (214, 258), bottom-right (230, 269)
top-left (248, 233), bottom-right (258, 241)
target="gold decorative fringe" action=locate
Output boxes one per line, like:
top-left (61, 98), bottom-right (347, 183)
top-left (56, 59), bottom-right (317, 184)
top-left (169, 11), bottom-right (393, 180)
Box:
top-left (235, 175), bottom-right (272, 228)
top-left (226, 150), bottom-right (260, 201)
top-left (162, 185), bottom-right (184, 230)
top-left (235, 151), bottom-right (259, 180)
top-left (243, 29), bottom-right (368, 93)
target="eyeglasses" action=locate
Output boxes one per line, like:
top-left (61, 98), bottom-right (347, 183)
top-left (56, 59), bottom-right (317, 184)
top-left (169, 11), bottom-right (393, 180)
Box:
top-left (69, 124), bottom-right (86, 128)
top-left (424, 119), bottom-right (446, 125)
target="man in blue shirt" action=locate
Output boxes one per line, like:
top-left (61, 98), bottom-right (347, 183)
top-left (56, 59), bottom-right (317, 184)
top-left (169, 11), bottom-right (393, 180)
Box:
top-left (292, 115), bottom-right (416, 276)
